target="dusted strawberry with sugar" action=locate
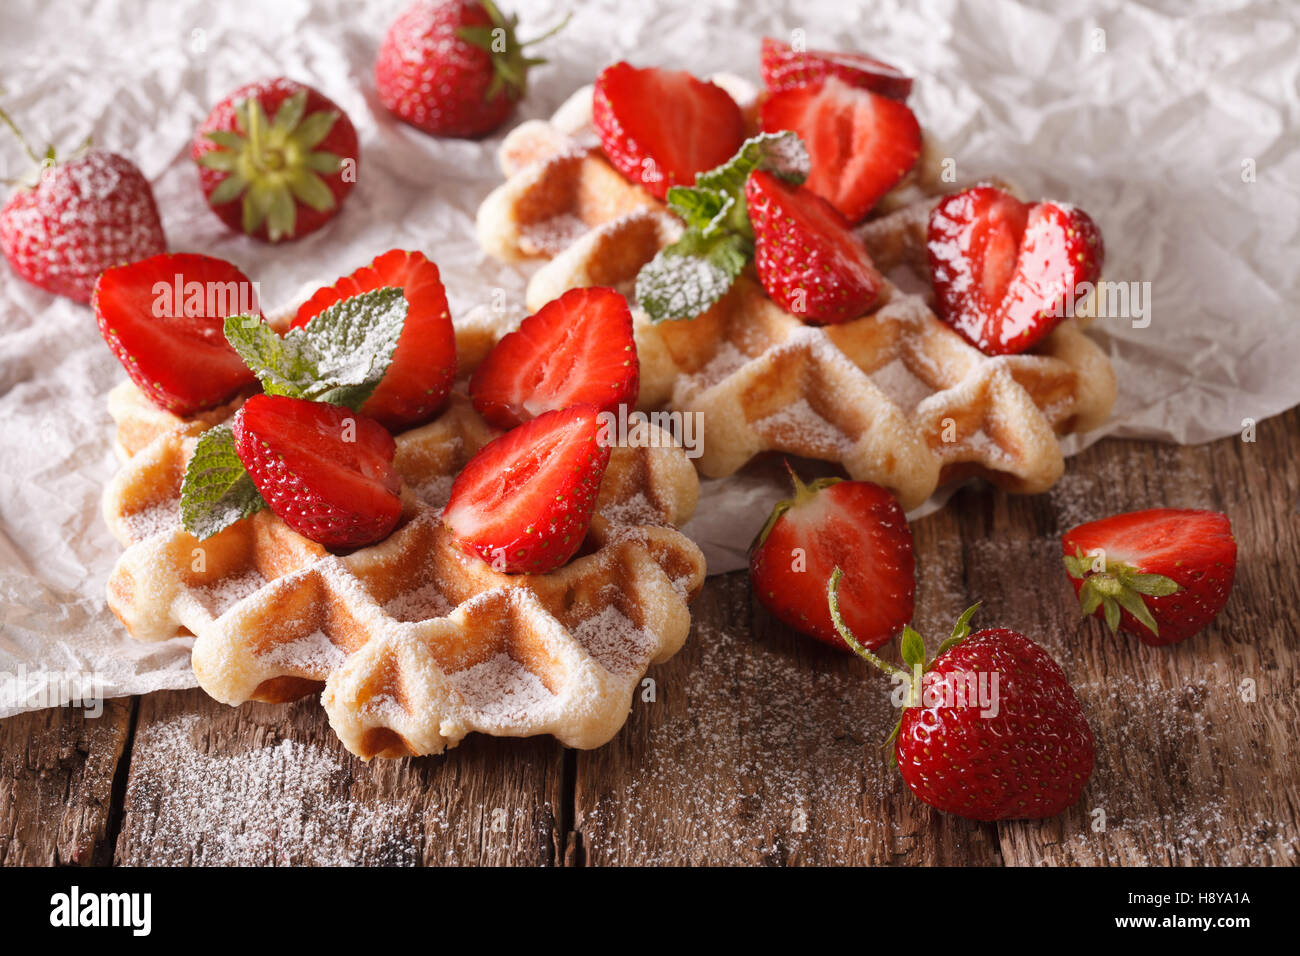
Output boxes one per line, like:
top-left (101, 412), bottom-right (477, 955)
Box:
top-left (928, 185), bottom-right (1104, 355)
top-left (232, 395), bottom-right (403, 549)
top-left (0, 138), bottom-right (166, 303)
top-left (193, 77), bottom-right (358, 242)
top-left (594, 62), bottom-right (746, 201)
top-left (443, 404), bottom-right (611, 574)
top-left (94, 253), bottom-right (259, 416)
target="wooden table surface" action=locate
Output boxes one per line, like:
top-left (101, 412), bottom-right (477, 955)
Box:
top-left (3, 408), bottom-right (1297, 867)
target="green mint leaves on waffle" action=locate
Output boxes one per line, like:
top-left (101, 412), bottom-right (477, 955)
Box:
top-left (224, 286), bottom-right (407, 409)
top-left (179, 287), bottom-right (407, 541)
top-left (635, 132), bottom-right (809, 323)
top-left (179, 424), bottom-right (267, 541)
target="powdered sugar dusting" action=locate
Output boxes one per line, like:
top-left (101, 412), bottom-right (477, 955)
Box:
top-left (753, 399), bottom-right (851, 454)
top-left (124, 715), bottom-right (422, 865)
top-left (261, 629), bottom-right (346, 674)
top-left (572, 604), bottom-right (656, 675)
top-left (122, 498), bottom-right (179, 541)
top-left (194, 568), bottom-right (266, 618)
top-left (449, 653), bottom-right (554, 721)
top-left (384, 580), bottom-right (454, 622)
top-left (870, 358), bottom-right (934, 415)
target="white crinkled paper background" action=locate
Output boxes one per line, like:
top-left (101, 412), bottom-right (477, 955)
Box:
top-left (0, 0), bottom-right (1296, 713)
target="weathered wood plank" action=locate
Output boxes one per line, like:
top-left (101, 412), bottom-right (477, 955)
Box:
top-left (0, 697), bottom-right (132, 866)
top-left (959, 408), bottom-right (1300, 865)
top-left (112, 688), bottom-right (565, 866)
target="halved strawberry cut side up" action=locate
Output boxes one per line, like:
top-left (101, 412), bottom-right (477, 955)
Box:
top-left (760, 76), bottom-right (921, 223)
top-left (292, 249), bottom-right (456, 432)
top-left (94, 252), bottom-right (259, 416)
top-left (745, 169), bottom-right (883, 325)
top-left (760, 36), bottom-right (913, 100)
top-left (593, 61), bottom-right (746, 201)
top-left (928, 186), bottom-right (1105, 355)
top-left (443, 404), bottom-right (611, 574)
top-left (232, 394), bottom-right (402, 549)
top-left (469, 286), bottom-right (639, 429)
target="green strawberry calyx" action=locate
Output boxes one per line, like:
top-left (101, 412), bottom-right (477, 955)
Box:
top-left (457, 1), bottom-right (571, 104)
top-left (0, 99), bottom-right (92, 188)
top-left (635, 131), bottom-right (809, 324)
top-left (197, 88), bottom-right (346, 241)
top-left (828, 564), bottom-right (981, 766)
top-left (1063, 546), bottom-right (1179, 637)
top-left (749, 460), bottom-right (841, 552)
top-left (178, 287), bottom-right (407, 541)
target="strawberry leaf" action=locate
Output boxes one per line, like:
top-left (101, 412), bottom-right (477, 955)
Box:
top-left (224, 287), bottom-right (407, 410)
top-left (636, 230), bottom-right (748, 323)
top-left (179, 424), bottom-right (265, 541)
top-left (900, 626), bottom-right (926, 669)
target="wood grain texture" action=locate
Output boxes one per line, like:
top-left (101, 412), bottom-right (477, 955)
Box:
top-left (1, 410), bottom-right (1297, 866)
top-left (0, 697), bottom-right (132, 866)
top-left (112, 689), bottom-right (565, 866)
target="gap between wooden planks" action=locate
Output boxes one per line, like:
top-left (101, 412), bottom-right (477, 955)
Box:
top-left (2, 409), bottom-right (1297, 866)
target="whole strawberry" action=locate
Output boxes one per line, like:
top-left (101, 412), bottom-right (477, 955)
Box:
top-left (1062, 508), bottom-right (1236, 646)
top-left (829, 581), bottom-right (1095, 822)
top-left (192, 77), bottom-right (358, 242)
top-left (375, 0), bottom-right (567, 138)
top-left (0, 107), bottom-right (165, 303)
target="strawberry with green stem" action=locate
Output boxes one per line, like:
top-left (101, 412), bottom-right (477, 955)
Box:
top-left (828, 569), bottom-right (1095, 821)
top-left (193, 77), bottom-right (358, 242)
top-left (1061, 508), bottom-right (1236, 646)
top-left (376, 0), bottom-right (569, 138)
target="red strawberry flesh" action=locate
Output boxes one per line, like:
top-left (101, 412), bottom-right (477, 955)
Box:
top-left (760, 76), bottom-right (921, 222)
top-left (469, 286), bottom-right (639, 428)
top-left (750, 474), bottom-right (914, 650)
top-left (760, 36), bottom-right (913, 100)
top-left (443, 404), bottom-right (611, 574)
top-left (593, 62), bottom-right (746, 201)
top-left (95, 253), bottom-right (259, 416)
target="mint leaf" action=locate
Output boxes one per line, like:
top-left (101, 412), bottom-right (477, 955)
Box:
top-left (224, 286), bottom-right (407, 410)
top-left (694, 130), bottom-right (810, 195)
top-left (179, 424), bottom-right (265, 541)
top-left (636, 230), bottom-right (749, 323)
top-left (636, 132), bottom-right (810, 323)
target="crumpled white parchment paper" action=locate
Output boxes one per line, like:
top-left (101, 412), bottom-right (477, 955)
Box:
top-left (1, 0), bottom-right (1297, 713)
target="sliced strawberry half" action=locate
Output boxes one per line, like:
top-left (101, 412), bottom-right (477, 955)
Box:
top-left (761, 76), bottom-right (921, 223)
top-left (928, 185), bottom-right (1104, 355)
top-left (745, 169), bottom-right (883, 324)
top-left (1062, 508), bottom-right (1236, 646)
top-left (469, 286), bottom-right (639, 429)
top-left (760, 36), bottom-right (913, 100)
top-left (749, 468), bottom-right (915, 651)
top-left (292, 249), bottom-right (456, 432)
top-left (593, 61), bottom-right (746, 201)
top-left (94, 252), bottom-right (259, 416)
top-left (232, 394), bottom-right (402, 549)
top-left (443, 404), bottom-right (611, 574)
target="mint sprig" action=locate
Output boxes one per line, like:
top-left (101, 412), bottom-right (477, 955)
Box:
top-left (180, 424), bottom-right (266, 541)
top-left (179, 286), bottom-right (409, 541)
top-left (635, 132), bottom-right (810, 323)
top-left (223, 286), bottom-right (407, 409)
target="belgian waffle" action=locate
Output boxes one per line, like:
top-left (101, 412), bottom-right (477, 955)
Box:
top-left (475, 84), bottom-right (1116, 510)
top-left (101, 319), bottom-right (706, 759)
